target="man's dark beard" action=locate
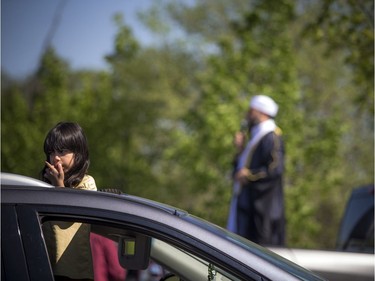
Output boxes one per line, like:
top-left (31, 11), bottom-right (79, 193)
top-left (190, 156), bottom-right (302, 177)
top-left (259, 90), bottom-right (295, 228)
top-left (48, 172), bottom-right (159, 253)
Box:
top-left (247, 118), bottom-right (259, 130)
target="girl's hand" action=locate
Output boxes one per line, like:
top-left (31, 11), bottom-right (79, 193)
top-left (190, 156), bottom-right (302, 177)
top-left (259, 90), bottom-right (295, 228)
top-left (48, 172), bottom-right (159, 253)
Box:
top-left (44, 161), bottom-right (65, 187)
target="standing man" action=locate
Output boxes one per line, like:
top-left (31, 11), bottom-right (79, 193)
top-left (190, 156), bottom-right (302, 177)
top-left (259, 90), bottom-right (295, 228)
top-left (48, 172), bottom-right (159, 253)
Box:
top-left (227, 95), bottom-right (285, 246)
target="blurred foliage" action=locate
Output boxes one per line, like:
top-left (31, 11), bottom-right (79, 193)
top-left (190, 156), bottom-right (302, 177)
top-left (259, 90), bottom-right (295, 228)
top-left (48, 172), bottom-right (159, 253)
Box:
top-left (1, 0), bottom-right (373, 249)
top-left (301, 0), bottom-right (374, 114)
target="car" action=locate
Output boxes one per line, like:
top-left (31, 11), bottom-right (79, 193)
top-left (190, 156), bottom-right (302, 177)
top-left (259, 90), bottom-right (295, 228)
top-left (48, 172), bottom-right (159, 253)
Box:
top-left (269, 247), bottom-right (373, 281)
top-left (336, 184), bottom-right (374, 253)
top-left (1, 173), bottom-right (325, 281)
top-left (270, 185), bottom-right (374, 281)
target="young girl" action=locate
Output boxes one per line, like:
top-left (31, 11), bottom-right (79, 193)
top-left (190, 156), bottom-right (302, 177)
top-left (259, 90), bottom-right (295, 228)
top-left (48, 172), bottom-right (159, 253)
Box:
top-left (42, 122), bottom-right (96, 190)
top-left (41, 122), bottom-right (96, 281)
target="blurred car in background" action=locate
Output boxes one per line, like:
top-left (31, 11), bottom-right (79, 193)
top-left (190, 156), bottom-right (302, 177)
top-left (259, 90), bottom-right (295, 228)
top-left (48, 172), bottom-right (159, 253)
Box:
top-left (270, 184), bottom-right (374, 281)
top-left (336, 184), bottom-right (374, 253)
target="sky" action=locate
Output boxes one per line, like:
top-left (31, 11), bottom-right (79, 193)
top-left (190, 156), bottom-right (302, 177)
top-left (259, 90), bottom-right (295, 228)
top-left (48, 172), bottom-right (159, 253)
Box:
top-left (2, 0), bottom-right (156, 79)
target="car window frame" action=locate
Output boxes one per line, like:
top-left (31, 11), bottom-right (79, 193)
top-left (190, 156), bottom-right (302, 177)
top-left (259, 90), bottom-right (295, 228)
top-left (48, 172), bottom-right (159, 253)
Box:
top-left (18, 203), bottom-right (264, 281)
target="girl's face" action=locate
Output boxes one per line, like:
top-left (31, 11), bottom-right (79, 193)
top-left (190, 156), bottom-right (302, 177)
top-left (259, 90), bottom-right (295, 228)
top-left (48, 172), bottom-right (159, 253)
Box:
top-left (49, 149), bottom-right (75, 173)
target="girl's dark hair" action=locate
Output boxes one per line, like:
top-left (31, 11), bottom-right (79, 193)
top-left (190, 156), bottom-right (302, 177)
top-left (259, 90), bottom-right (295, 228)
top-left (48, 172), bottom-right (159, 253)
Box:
top-left (42, 122), bottom-right (90, 187)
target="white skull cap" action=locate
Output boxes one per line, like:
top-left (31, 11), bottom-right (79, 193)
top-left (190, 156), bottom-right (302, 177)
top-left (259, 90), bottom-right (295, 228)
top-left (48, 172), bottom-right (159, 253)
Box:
top-left (249, 95), bottom-right (278, 117)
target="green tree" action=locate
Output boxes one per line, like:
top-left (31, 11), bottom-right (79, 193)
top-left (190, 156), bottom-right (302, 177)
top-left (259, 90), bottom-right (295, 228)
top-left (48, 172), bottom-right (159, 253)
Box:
top-left (1, 83), bottom-right (36, 176)
top-left (302, 0), bottom-right (374, 114)
top-left (102, 14), bottom-right (202, 203)
top-left (2, 0), bottom-right (372, 251)
top-left (2, 47), bottom-right (71, 177)
top-left (184, 0), bottom-right (307, 239)
top-left (143, 0), bottom-right (373, 248)
top-left (1, 47), bottom-right (116, 182)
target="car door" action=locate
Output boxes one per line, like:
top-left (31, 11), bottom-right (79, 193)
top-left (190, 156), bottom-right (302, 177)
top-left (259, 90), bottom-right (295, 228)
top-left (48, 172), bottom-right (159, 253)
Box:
top-left (1, 205), bottom-right (33, 281)
top-left (2, 201), bottom-right (263, 281)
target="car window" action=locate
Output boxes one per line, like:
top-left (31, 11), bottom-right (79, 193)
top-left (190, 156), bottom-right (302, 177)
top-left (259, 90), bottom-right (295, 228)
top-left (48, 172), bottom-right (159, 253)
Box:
top-left (41, 218), bottom-right (241, 281)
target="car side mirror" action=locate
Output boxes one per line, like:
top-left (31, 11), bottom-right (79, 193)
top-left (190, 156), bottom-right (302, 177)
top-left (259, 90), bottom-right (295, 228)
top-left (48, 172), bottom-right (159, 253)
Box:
top-left (118, 234), bottom-right (151, 270)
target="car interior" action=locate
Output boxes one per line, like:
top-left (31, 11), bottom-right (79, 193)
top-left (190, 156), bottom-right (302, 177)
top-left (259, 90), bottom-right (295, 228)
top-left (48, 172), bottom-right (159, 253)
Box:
top-left (41, 217), bottom-right (240, 281)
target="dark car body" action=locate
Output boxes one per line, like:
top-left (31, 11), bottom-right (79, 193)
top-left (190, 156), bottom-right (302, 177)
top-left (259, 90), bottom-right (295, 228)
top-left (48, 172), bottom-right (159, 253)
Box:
top-left (1, 173), bottom-right (325, 281)
top-left (336, 184), bottom-right (374, 253)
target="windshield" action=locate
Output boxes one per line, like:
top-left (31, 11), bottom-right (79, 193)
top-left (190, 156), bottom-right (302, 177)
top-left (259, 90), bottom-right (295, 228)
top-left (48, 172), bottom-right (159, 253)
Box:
top-left (183, 215), bottom-right (325, 281)
top-left (150, 238), bottom-right (239, 281)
